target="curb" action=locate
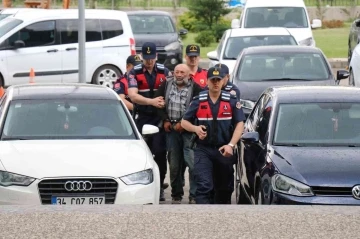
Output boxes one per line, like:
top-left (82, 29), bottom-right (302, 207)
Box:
top-left (197, 58), bottom-right (348, 69)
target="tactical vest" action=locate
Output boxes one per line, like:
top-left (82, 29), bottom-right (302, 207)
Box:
top-left (196, 91), bottom-right (233, 146)
top-left (133, 63), bottom-right (166, 114)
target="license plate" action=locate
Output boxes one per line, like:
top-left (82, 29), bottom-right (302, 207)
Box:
top-left (51, 196), bottom-right (105, 205)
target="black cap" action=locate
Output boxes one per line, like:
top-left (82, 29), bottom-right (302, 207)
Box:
top-left (126, 55), bottom-right (142, 65)
top-left (207, 66), bottom-right (223, 80)
top-left (186, 44), bottom-right (200, 56)
top-left (214, 63), bottom-right (229, 76)
top-left (141, 42), bottom-right (157, 59)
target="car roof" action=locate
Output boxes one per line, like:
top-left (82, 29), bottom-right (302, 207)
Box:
top-left (6, 84), bottom-right (119, 100)
top-left (266, 86), bottom-right (360, 103)
top-left (126, 10), bottom-right (172, 16)
top-left (8, 9), bottom-right (129, 21)
top-left (229, 27), bottom-right (291, 37)
top-left (245, 0), bottom-right (305, 7)
top-left (242, 45), bottom-right (322, 55)
top-left (0, 8), bottom-right (43, 14)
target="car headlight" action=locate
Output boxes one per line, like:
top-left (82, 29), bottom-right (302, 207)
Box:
top-left (271, 174), bottom-right (314, 196)
top-left (299, 37), bottom-right (313, 46)
top-left (164, 41), bottom-right (180, 51)
top-left (0, 170), bottom-right (36, 187)
top-left (240, 99), bottom-right (255, 110)
top-left (120, 169), bottom-right (153, 185)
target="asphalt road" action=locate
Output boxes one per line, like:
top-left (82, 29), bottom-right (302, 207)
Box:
top-left (161, 68), bottom-right (348, 204)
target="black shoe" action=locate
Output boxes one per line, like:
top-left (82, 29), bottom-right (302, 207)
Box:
top-left (172, 198), bottom-right (182, 204)
top-left (159, 188), bottom-right (165, 201)
top-left (189, 197), bottom-right (196, 204)
top-left (162, 183), bottom-right (169, 190)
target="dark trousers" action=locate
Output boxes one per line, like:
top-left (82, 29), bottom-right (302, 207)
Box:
top-left (136, 115), bottom-right (167, 187)
top-left (193, 144), bottom-right (236, 204)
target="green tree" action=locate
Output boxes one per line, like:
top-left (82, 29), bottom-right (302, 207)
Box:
top-left (188, 0), bottom-right (231, 30)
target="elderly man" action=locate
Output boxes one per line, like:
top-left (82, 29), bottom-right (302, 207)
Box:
top-left (155, 63), bottom-right (202, 204)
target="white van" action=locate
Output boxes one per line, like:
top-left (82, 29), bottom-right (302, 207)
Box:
top-left (0, 9), bottom-right (136, 88)
top-left (231, 0), bottom-right (322, 47)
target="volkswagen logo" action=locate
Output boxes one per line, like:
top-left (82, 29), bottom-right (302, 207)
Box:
top-left (64, 181), bottom-right (92, 192)
top-left (352, 185), bottom-right (360, 200)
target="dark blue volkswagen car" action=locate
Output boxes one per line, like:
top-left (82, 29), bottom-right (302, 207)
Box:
top-left (237, 85), bottom-right (360, 205)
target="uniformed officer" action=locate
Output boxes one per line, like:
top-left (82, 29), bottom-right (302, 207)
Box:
top-left (185, 44), bottom-right (208, 89)
top-left (113, 55), bottom-right (142, 112)
top-left (128, 42), bottom-right (172, 201)
top-left (214, 63), bottom-right (241, 100)
top-left (181, 66), bottom-right (246, 204)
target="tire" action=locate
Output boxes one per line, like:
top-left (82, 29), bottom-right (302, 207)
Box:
top-left (91, 65), bottom-right (121, 88)
top-left (349, 69), bottom-right (355, 86)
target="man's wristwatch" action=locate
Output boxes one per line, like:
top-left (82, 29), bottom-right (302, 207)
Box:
top-left (228, 143), bottom-right (235, 149)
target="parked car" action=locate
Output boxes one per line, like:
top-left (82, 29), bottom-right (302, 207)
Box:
top-left (207, 27), bottom-right (298, 74)
top-left (230, 45), bottom-right (343, 118)
top-left (344, 42), bottom-right (360, 86)
top-left (0, 83), bottom-right (160, 205)
top-left (236, 85), bottom-right (360, 205)
top-left (127, 10), bottom-right (187, 70)
top-left (0, 9), bottom-right (135, 88)
top-left (231, 0), bottom-right (322, 46)
top-left (348, 18), bottom-right (360, 65)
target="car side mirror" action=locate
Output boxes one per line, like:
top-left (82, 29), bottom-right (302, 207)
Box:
top-left (231, 19), bottom-right (240, 29)
top-left (142, 124), bottom-right (159, 135)
top-left (241, 132), bottom-right (259, 144)
top-left (179, 29), bottom-right (188, 35)
top-left (207, 50), bottom-right (218, 61)
top-left (311, 19), bottom-right (322, 29)
top-left (13, 40), bottom-right (25, 49)
top-left (336, 70), bottom-right (349, 81)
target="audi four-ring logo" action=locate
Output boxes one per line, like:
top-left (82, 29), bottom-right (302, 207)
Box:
top-left (64, 181), bottom-right (92, 191)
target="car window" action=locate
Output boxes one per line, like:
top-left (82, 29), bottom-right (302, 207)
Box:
top-left (248, 94), bottom-right (266, 129)
top-left (1, 99), bottom-right (136, 140)
top-left (0, 18), bottom-right (23, 39)
top-left (235, 52), bottom-right (330, 82)
top-left (100, 19), bottom-right (124, 40)
top-left (273, 102), bottom-right (360, 146)
top-left (128, 15), bottom-right (175, 34)
top-left (245, 7), bottom-right (308, 28)
top-left (7, 20), bottom-right (55, 48)
top-left (256, 97), bottom-right (272, 143)
top-left (223, 35), bottom-right (297, 60)
top-left (58, 19), bottom-right (102, 44)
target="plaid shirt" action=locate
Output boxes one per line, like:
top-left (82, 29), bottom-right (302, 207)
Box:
top-left (167, 81), bottom-right (191, 121)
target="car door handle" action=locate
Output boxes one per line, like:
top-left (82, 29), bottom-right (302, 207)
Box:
top-left (66, 47), bottom-right (77, 51)
top-left (47, 49), bottom-right (58, 53)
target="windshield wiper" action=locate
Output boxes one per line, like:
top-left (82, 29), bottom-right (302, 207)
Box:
top-left (260, 78), bottom-right (314, 81)
top-left (1, 137), bottom-right (29, 141)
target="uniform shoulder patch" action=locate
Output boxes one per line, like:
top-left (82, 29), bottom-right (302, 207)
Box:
top-left (156, 63), bottom-right (165, 69)
top-left (236, 101), bottom-right (241, 109)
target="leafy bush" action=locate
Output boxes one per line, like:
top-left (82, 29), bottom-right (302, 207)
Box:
top-left (321, 20), bottom-right (344, 28)
top-left (179, 12), bottom-right (197, 32)
top-left (195, 31), bottom-right (214, 47)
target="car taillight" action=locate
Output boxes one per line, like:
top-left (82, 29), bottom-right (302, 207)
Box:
top-left (130, 38), bottom-right (136, 55)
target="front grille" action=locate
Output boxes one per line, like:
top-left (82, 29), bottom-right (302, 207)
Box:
top-left (311, 186), bottom-right (352, 196)
top-left (38, 178), bottom-right (118, 204)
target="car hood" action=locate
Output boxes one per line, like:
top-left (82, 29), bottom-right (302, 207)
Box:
top-left (285, 28), bottom-right (313, 44)
top-left (235, 79), bottom-right (334, 102)
top-left (0, 140), bottom-right (151, 179)
top-left (133, 33), bottom-right (178, 47)
top-left (271, 146), bottom-right (360, 187)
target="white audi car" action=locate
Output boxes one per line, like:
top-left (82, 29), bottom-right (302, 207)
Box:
top-left (0, 83), bottom-right (160, 205)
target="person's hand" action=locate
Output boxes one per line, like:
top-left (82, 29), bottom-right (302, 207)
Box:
top-left (151, 96), bottom-right (165, 108)
top-left (163, 121), bottom-right (172, 132)
top-left (174, 122), bottom-right (184, 133)
top-left (219, 145), bottom-right (233, 157)
top-left (195, 125), bottom-right (207, 140)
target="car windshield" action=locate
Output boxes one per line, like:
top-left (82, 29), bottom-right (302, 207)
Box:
top-left (1, 99), bottom-right (137, 140)
top-left (245, 7), bottom-right (308, 28)
top-left (0, 14), bottom-right (11, 21)
top-left (0, 18), bottom-right (22, 39)
top-left (223, 35), bottom-right (297, 59)
top-left (129, 15), bottom-right (175, 34)
top-left (274, 103), bottom-right (360, 146)
top-left (235, 52), bottom-right (330, 82)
